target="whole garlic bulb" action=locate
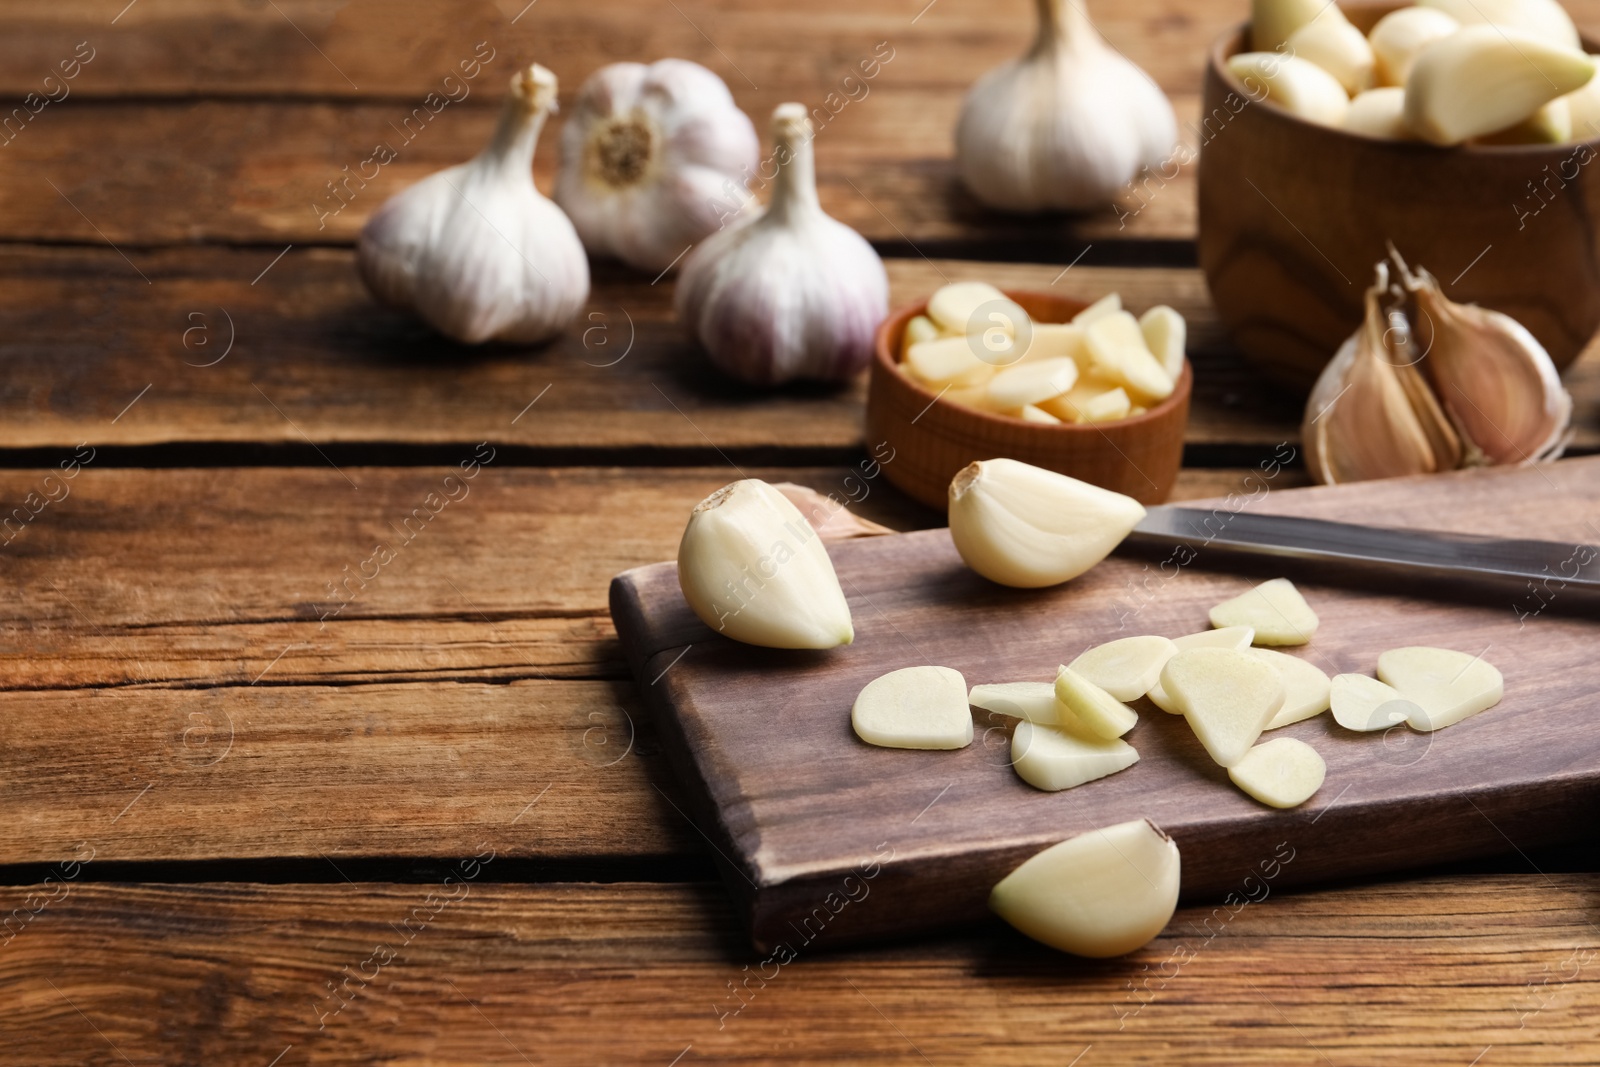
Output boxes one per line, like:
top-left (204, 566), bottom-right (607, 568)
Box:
top-left (556, 59), bottom-right (759, 274)
top-left (675, 103), bottom-right (889, 386)
top-left (358, 64), bottom-right (588, 345)
top-left (954, 0), bottom-right (1178, 212)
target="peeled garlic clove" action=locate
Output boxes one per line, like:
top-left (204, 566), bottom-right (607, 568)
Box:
top-left (1377, 647), bottom-right (1504, 731)
top-left (1564, 63), bottom-right (1600, 140)
top-left (1227, 53), bottom-right (1351, 127)
top-left (906, 336), bottom-right (994, 388)
top-left (1228, 737), bottom-right (1326, 809)
top-left (1417, 0), bottom-right (1580, 49)
top-left (1017, 404), bottom-right (1062, 424)
top-left (358, 65), bottom-right (589, 345)
top-left (1247, 648), bottom-right (1332, 729)
top-left (1084, 311), bottom-right (1174, 402)
top-left (1011, 720), bottom-right (1140, 792)
top-left (1475, 98), bottom-right (1573, 145)
top-left (948, 458), bottom-right (1147, 589)
top-left (1251, 0), bottom-right (1353, 53)
top-left (1403, 26), bottom-right (1594, 146)
top-left (1330, 673), bottom-right (1411, 732)
top-left (1209, 578), bottom-right (1319, 646)
top-left (902, 314), bottom-right (941, 352)
top-left (1081, 386), bottom-right (1132, 422)
top-left (1345, 87), bottom-right (1414, 140)
top-left (1073, 292), bottom-right (1123, 328)
top-left (1068, 634), bottom-right (1177, 701)
top-left (1018, 323), bottom-right (1087, 367)
top-left (928, 281), bottom-right (1029, 339)
top-left (852, 666), bottom-right (973, 750)
top-left (990, 819), bottom-right (1179, 957)
top-left (555, 59), bottom-right (758, 273)
top-left (1146, 627), bottom-right (1255, 713)
top-left (1162, 647), bottom-right (1285, 766)
top-left (1038, 379), bottom-right (1129, 423)
top-left (1369, 7), bottom-right (1460, 87)
top-left (676, 104), bottom-right (889, 385)
top-left (969, 681), bottom-right (1062, 724)
top-left (677, 479), bottom-right (854, 649)
top-left (1138, 305), bottom-right (1186, 382)
top-left (955, 0), bottom-right (1176, 212)
top-left (1286, 17), bottom-right (1376, 95)
top-left (1054, 666), bottom-right (1138, 739)
top-left (988, 357), bottom-right (1078, 410)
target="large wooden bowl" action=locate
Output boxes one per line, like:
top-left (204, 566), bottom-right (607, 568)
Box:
top-left (1198, 0), bottom-right (1600, 392)
top-left (864, 290), bottom-right (1191, 511)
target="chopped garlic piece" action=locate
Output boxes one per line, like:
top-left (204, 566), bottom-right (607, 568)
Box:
top-left (1161, 647), bottom-right (1285, 766)
top-left (1329, 673), bottom-right (1411, 732)
top-left (905, 336), bottom-right (993, 387)
top-left (1016, 404), bottom-right (1062, 424)
top-left (988, 356), bottom-right (1079, 410)
top-left (1011, 719), bottom-right (1139, 791)
top-left (927, 281), bottom-right (1023, 336)
top-left (1146, 627), bottom-right (1256, 713)
top-left (1071, 292), bottom-right (1123, 328)
top-left (1377, 646), bottom-right (1503, 731)
top-left (1019, 323), bottom-right (1087, 367)
top-left (1228, 737), bottom-right (1326, 809)
top-left (968, 681), bottom-right (1061, 724)
top-left (1084, 311), bottom-right (1175, 403)
top-left (1209, 578), bottom-right (1319, 646)
top-left (852, 666), bottom-right (973, 750)
top-left (1054, 666), bottom-right (1138, 739)
top-left (1068, 634), bottom-right (1177, 701)
top-left (989, 819), bottom-right (1179, 957)
top-left (1138, 305), bottom-right (1186, 382)
top-left (1248, 648), bottom-right (1332, 729)
top-left (901, 314), bottom-right (941, 352)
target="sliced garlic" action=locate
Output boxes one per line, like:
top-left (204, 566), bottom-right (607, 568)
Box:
top-left (1251, 0), bottom-right (1353, 53)
top-left (1084, 311), bottom-right (1174, 402)
top-left (1247, 648), bottom-right (1332, 729)
top-left (1329, 673), bottom-right (1411, 732)
top-left (1054, 666), bottom-right (1138, 739)
top-left (1227, 53), bottom-right (1351, 127)
top-left (989, 819), bottom-right (1179, 957)
top-left (1146, 627), bottom-right (1256, 713)
top-left (1039, 380), bottom-right (1130, 423)
top-left (928, 281), bottom-right (1029, 340)
top-left (1368, 7), bottom-right (1460, 87)
top-left (677, 479), bottom-right (854, 649)
top-left (1345, 87), bottom-right (1413, 140)
top-left (1012, 720), bottom-right (1140, 792)
top-left (948, 459), bottom-right (1146, 588)
top-left (1019, 323), bottom-right (1087, 366)
top-left (1161, 648), bottom-right (1285, 767)
top-left (1209, 578), bottom-right (1319, 646)
top-left (1068, 634), bottom-right (1177, 701)
top-left (988, 357), bottom-right (1079, 410)
top-left (1138, 305), bottom-right (1186, 382)
top-left (1377, 647), bottom-right (1504, 731)
top-left (1017, 404), bottom-right (1063, 424)
top-left (1402, 26), bottom-right (1594, 146)
top-left (1417, 0), bottom-right (1580, 49)
top-left (906, 336), bottom-right (994, 388)
top-left (1072, 292), bottom-right (1123, 328)
top-left (1228, 737), bottom-right (1326, 809)
top-left (902, 314), bottom-right (941, 351)
top-left (1286, 16), bottom-right (1376, 96)
top-left (852, 666), bottom-right (973, 750)
top-left (969, 681), bottom-right (1062, 725)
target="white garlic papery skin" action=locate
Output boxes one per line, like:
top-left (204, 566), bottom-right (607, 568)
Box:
top-left (955, 0), bottom-right (1178, 212)
top-left (358, 65), bottom-right (589, 345)
top-left (556, 59), bottom-right (759, 273)
top-left (675, 103), bottom-right (889, 386)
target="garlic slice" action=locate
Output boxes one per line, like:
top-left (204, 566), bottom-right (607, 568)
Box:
top-left (906, 336), bottom-right (995, 388)
top-left (969, 681), bottom-right (1062, 725)
top-left (947, 459), bottom-right (1147, 588)
top-left (1054, 666), bottom-right (1138, 739)
top-left (1072, 293), bottom-right (1123, 329)
top-left (1084, 312), bottom-right (1174, 403)
top-left (1020, 323), bottom-right (1087, 366)
top-left (1377, 647), bottom-right (1504, 731)
top-left (1285, 16), bottom-right (1375, 96)
top-left (1068, 634), bottom-right (1177, 701)
top-left (1329, 673), bottom-right (1411, 732)
top-left (990, 819), bottom-right (1179, 958)
top-left (928, 281), bottom-right (1029, 340)
top-left (1209, 578), bottom-right (1319, 646)
top-left (1402, 26), bottom-right (1594, 146)
top-left (1161, 647), bottom-right (1285, 767)
top-left (677, 479), bottom-right (854, 649)
top-left (1417, 0), bottom-right (1580, 49)
top-left (1146, 627), bottom-right (1255, 713)
top-left (1368, 7), bottom-right (1460, 87)
top-left (1247, 648), bottom-right (1332, 729)
top-left (1017, 404), bottom-right (1062, 424)
top-left (1228, 738), bottom-right (1326, 809)
top-left (1011, 720), bottom-right (1140, 792)
top-left (988, 357), bottom-right (1079, 410)
top-left (1138, 306), bottom-right (1186, 382)
top-left (1345, 87), bottom-right (1413, 140)
top-left (852, 666), bottom-right (973, 750)
top-left (902, 314), bottom-right (941, 351)
top-left (1227, 53), bottom-right (1351, 127)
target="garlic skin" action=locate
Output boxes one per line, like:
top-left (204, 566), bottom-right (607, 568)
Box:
top-left (359, 64), bottom-right (588, 345)
top-left (954, 0), bottom-right (1177, 212)
top-left (677, 479), bottom-right (854, 650)
top-left (555, 59), bottom-right (759, 273)
top-left (675, 104), bottom-right (888, 386)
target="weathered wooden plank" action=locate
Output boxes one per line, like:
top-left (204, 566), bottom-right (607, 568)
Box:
top-left (1, 878), bottom-right (1595, 1065)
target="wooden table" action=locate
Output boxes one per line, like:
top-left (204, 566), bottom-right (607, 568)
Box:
top-left (1, 2), bottom-right (1596, 1063)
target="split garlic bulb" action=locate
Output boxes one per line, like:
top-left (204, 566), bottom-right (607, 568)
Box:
top-left (955, 0), bottom-right (1178, 212)
top-left (555, 59), bottom-right (759, 273)
top-left (675, 103), bottom-right (888, 386)
top-left (358, 64), bottom-right (588, 345)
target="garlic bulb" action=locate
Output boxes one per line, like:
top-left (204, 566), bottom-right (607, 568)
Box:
top-left (954, 0), bottom-right (1177, 212)
top-left (358, 64), bottom-right (588, 345)
top-left (675, 103), bottom-right (888, 386)
top-left (555, 59), bottom-right (759, 273)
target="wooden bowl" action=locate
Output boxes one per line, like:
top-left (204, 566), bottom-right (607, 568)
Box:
top-left (864, 290), bottom-right (1192, 511)
top-left (1198, 0), bottom-right (1600, 392)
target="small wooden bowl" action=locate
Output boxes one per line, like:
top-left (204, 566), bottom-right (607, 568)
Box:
top-left (1198, 0), bottom-right (1600, 392)
top-left (864, 290), bottom-right (1192, 511)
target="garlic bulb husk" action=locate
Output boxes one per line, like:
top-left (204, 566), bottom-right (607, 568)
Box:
top-left (358, 64), bottom-right (588, 345)
top-left (677, 479), bottom-right (854, 650)
top-left (954, 0), bottom-right (1178, 212)
top-left (555, 59), bottom-right (759, 273)
top-left (675, 103), bottom-right (888, 386)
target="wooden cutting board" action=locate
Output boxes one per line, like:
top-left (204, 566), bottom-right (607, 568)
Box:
top-left (610, 458), bottom-right (1600, 951)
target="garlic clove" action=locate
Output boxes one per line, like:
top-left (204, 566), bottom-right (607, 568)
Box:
top-left (1138, 305), bottom-right (1187, 382)
top-left (989, 819), bottom-right (1179, 958)
top-left (987, 357), bottom-right (1079, 410)
top-left (1161, 648), bottom-right (1285, 767)
top-left (969, 681), bottom-right (1063, 725)
top-left (1402, 26), bottom-right (1595, 146)
top-left (1474, 98), bottom-right (1573, 145)
top-left (1330, 673), bottom-right (1411, 732)
top-left (852, 666), bottom-right (973, 750)
top-left (906, 336), bottom-right (995, 388)
top-left (1054, 666), bottom-right (1139, 739)
top-left (928, 281), bottom-right (1028, 339)
top-left (1286, 16), bottom-right (1376, 96)
top-left (677, 479), bottom-right (854, 649)
top-left (1227, 53), bottom-right (1351, 127)
top-left (1017, 404), bottom-right (1063, 424)
top-left (1368, 7), bottom-right (1460, 87)
top-left (1564, 61), bottom-right (1600, 140)
top-left (1084, 311), bottom-right (1174, 402)
top-left (1072, 292), bottom-right (1123, 329)
top-left (1038, 379), bottom-right (1128, 423)
top-left (1019, 323), bottom-right (1088, 367)
top-left (947, 458), bottom-right (1147, 588)
top-left (1377, 647), bottom-right (1504, 731)
top-left (1146, 627), bottom-right (1255, 713)
top-left (556, 59), bottom-right (759, 273)
top-left (1010, 719), bottom-right (1140, 792)
top-left (1081, 386), bottom-right (1133, 422)
top-left (358, 64), bottom-right (590, 345)
top-left (902, 314), bottom-right (941, 352)
top-left (1068, 634), bottom-right (1178, 701)
top-left (1251, 0), bottom-right (1354, 53)
top-left (1247, 648), bottom-right (1332, 729)
top-left (676, 104), bottom-right (889, 385)
top-left (1344, 87), bottom-right (1414, 140)
top-left (1417, 0), bottom-right (1580, 49)
top-left (1209, 578), bottom-right (1319, 646)
top-left (1228, 737), bottom-right (1326, 809)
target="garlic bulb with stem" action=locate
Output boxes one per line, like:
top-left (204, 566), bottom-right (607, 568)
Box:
top-left (674, 103), bottom-right (888, 386)
top-left (555, 59), bottom-right (759, 274)
top-left (954, 0), bottom-right (1178, 212)
top-left (358, 64), bottom-right (589, 345)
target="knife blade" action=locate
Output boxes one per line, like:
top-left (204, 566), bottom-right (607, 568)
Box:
top-left (1124, 506), bottom-right (1600, 612)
